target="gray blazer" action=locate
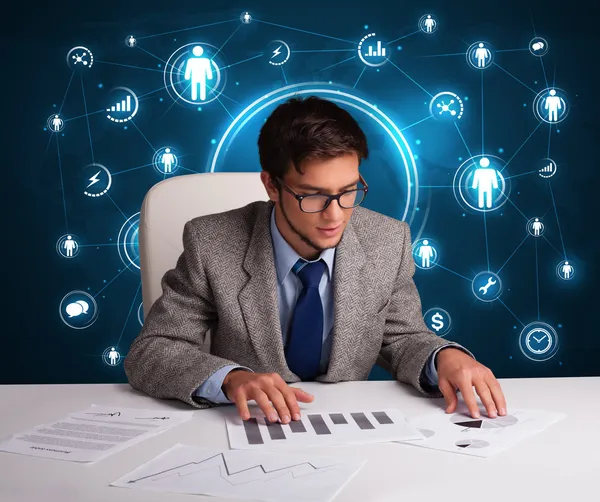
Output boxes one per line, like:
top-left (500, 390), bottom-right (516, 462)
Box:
top-left (124, 200), bottom-right (473, 409)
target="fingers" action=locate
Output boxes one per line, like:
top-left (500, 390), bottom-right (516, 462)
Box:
top-left (486, 372), bottom-right (508, 416)
top-left (456, 377), bottom-right (481, 419)
top-left (252, 389), bottom-right (279, 423)
top-left (473, 378), bottom-right (497, 418)
top-left (232, 390), bottom-right (251, 421)
top-left (438, 378), bottom-right (458, 414)
top-left (291, 387), bottom-right (315, 403)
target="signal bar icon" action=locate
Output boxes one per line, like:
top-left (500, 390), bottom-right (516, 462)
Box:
top-left (105, 87), bottom-right (139, 123)
top-left (108, 95), bottom-right (131, 113)
top-left (539, 159), bottom-right (556, 178)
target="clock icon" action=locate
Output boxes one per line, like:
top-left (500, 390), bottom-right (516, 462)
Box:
top-left (519, 322), bottom-right (559, 361)
top-left (525, 328), bottom-right (552, 354)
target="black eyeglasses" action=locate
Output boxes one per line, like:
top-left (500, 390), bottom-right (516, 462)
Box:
top-left (274, 174), bottom-right (368, 213)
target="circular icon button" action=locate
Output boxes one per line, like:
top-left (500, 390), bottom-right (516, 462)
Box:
top-left (538, 157), bottom-right (557, 179)
top-left (453, 155), bottom-right (510, 213)
top-left (56, 234), bottom-right (81, 259)
top-left (153, 146), bottom-right (179, 175)
top-left (472, 271), bottom-right (502, 302)
top-left (59, 290), bottom-right (98, 329)
top-left (424, 308), bottom-right (452, 337)
top-left (527, 217), bottom-right (545, 237)
top-left (519, 322), bottom-right (559, 361)
top-left (164, 42), bottom-right (225, 106)
top-left (106, 87), bottom-right (139, 123)
top-left (47, 113), bottom-right (64, 133)
top-left (533, 88), bottom-right (568, 124)
top-left (66, 46), bottom-right (94, 70)
top-left (429, 91), bottom-right (464, 121)
top-left (419, 14), bottom-right (438, 34)
top-left (358, 32), bottom-right (389, 67)
top-left (556, 260), bottom-right (574, 280)
top-left (102, 346), bottom-right (122, 366)
top-left (529, 37), bottom-right (549, 56)
top-left (412, 238), bottom-right (439, 270)
top-left (466, 41), bottom-right (494, 69)
top-left (267, 40), bottom-right (291, 66)
top-left (82, 163), bottom-right (112, 198)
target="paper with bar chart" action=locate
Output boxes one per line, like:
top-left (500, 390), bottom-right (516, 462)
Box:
top-left (395, 404), bottom-right (566, 457)
top-left (226, 408), bottom-right (424, 450)
top-left (110, 443), bottom-right (366, 502)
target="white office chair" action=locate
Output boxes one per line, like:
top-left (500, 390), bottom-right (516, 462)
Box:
top-left (138, 171), bottom-right (392, 376)
top-left (138, 172), bottom-right (269, 352)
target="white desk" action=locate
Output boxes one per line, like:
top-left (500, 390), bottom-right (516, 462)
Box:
top-left (1, 377), bottom-right (598, 502)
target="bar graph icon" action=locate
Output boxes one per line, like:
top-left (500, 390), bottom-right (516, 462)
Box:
top-left (106, 87), bottom-right (139, 123)
top-left (365, 40), bottom-right (386, 58)
top-left (357, 32), bottom-right (389, 67)
top-left (230, 409), bottom-right (421, 449)
top-left (539, 159), bottom-right (556, 178)
top-left (108, 95), bottom-right (131, 113)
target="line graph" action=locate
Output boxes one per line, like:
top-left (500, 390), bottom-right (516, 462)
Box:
top-left (112, 443), bottom-right (365, 502)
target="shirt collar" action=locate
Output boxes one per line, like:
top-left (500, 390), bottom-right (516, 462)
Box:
top-left (270, 206), bottom-right (336, 285)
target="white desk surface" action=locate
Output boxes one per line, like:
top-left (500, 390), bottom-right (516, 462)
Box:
top-left (1, 377), bottom-right (598, 502)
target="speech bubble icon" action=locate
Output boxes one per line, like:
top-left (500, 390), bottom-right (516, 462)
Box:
top-left (76, 300), bottom-right (89, 314)
top-left (66, 302), bottom-right (84, 318)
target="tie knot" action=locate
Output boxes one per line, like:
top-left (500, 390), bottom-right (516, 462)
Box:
top-left (294, 259), bottom-right (325, 288)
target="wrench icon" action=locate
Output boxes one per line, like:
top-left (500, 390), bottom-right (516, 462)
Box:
top-left (479, 277), bottom-right (497, 295)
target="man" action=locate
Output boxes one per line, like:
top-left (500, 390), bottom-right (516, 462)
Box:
top-left (125, 96), bottom-right (507, 424)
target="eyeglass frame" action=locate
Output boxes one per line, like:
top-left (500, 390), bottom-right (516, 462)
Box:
top-left (273, 173), bottom-right (369, 213)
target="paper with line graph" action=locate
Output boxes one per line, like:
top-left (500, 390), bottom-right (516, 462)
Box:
top-left (226, 408), bottom-right (424, 450)
top-left (110, 442), bottom-right (366, 502)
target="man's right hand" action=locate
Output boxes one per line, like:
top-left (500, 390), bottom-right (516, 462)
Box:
top-left (222, 370), bottom-right (314, 424)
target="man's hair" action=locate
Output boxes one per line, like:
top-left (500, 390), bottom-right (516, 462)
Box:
top-left (257, 96), bottom-right (369, 181)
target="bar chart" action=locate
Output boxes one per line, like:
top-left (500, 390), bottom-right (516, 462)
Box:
top-left (226, 409), bottom-right (424, 449)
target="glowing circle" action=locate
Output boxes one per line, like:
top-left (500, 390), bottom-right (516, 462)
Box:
top-left (83, 163), bottom-right (112, 198)
top-left (358, 33), bottom-right (389, 67)
top-left (106, 87), bottom-right (139, 123)
top-left (56, 234), bottom-right (81, 259)
top-left (164, 42), bottom-right (225, 106)
top-left (453, 154), bottom-right (510, 213)
top-left (519, 322), bottom-right (559, 361)
top-left (533, 87), bottom-right (568, 124)
top-left (118, 212), bottom-right (141, 271)
top-left (59, 290), bottom-right (98, 329)
top-left (472, 271), bottom-right (503, 302)
top-left (208, 83), bottom-right (420, 227)
top-left (466, 41), bottom-right (494, 70)
top-left (66, 46), bottom-right (94, 70)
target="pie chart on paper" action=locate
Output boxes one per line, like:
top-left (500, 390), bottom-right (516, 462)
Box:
top-left (455, 439), bottom-right (490, 449)
top-left (450, 414), bottom-right (518, 429)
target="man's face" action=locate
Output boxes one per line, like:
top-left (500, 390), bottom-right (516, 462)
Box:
top-left (261, 153), bottom-right (361, 260)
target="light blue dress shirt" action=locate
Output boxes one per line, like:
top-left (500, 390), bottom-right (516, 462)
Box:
top-left (193, 207), bottom-right (446, 403)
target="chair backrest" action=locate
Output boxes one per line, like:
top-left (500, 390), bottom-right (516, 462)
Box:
top-left (139, 172), bottom-right (269, 319)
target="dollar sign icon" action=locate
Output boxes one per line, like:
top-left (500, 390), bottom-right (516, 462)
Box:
top-left (431, 312), bottom-right (444, 332)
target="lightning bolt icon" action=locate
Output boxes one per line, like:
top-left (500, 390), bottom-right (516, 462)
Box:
top-left (87, 171), bottom-right (101, 188)
top-left (271, 45), bottom-right (282, 59)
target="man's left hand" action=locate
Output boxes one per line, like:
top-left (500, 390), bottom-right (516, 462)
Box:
top-left (436, 348), bottom-right (507, 419)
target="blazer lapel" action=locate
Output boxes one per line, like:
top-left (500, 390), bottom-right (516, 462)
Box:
top-left (318, 217), bottom-right (368, 382)
top-left (238, 201), bottom-right (296, 379)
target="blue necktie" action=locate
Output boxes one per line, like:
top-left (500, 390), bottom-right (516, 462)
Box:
top-left (285, 259), bottom-right (326, 380)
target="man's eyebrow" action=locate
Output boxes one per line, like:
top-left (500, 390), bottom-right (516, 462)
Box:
top-left (296, 179), bottom-right (360, 191)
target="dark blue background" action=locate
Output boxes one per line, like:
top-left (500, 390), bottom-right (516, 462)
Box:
top-left (3, 0), bottom-right (598, 384)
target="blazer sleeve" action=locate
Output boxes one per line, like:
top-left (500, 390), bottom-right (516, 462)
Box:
top-left (378, 221), bottom-right (475, 398)
top-left (124, 220), bottom-right (241, 409)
